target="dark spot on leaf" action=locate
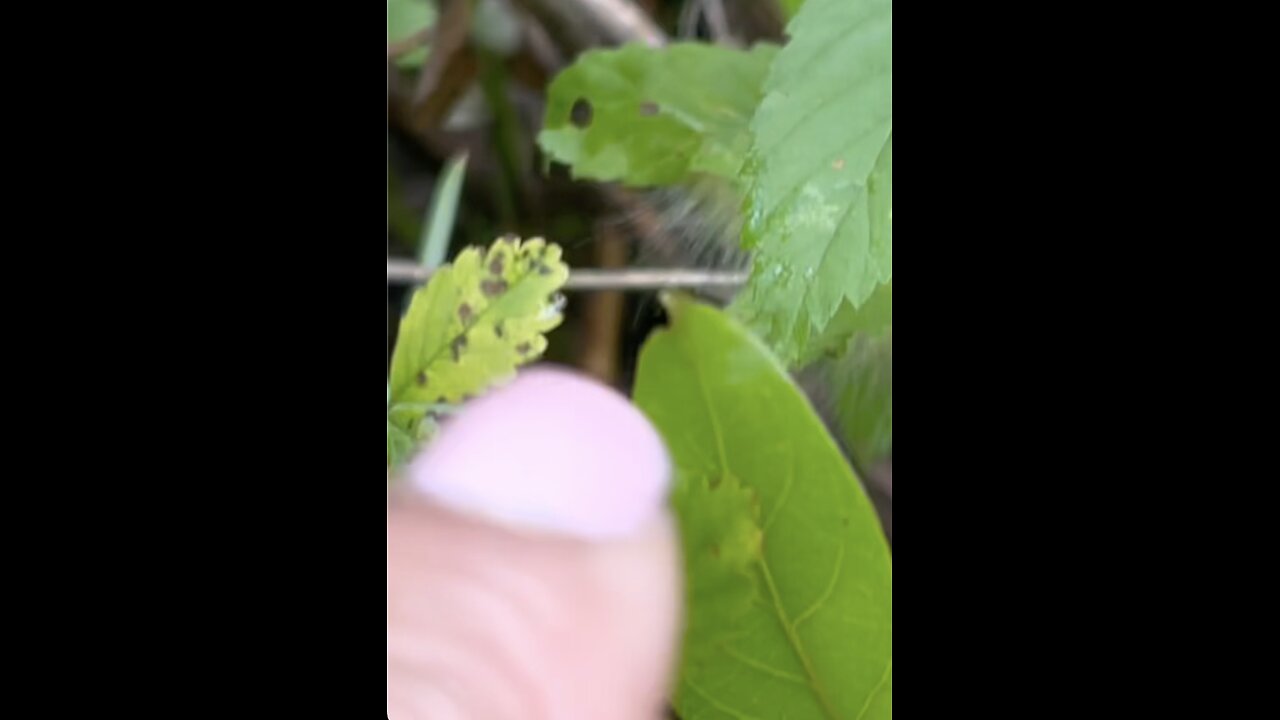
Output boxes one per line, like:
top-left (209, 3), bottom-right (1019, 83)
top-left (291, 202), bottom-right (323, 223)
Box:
top-left (451, 334), bottom-right (468, 362)
top-left (489, 256), bottom-right (505, 275)
top-left (516, 342), bottom-right (532, 355)
top-left (458, 303), bottom-right (473, 323)
top-left (842, 517), bottom-right (850, 527)
top-left (481, 278), bottom-right (508, 297)
top-left (709, 543), bottom-right (720, 559)
top-left (494, 321), bottom-right (505, 338)
top-left (570, 98), bottom-right (593, 128)
top-left (639, 101), bottom-right (659, 116)
top-left (535, 262), bottom-right (552, 276)
top-left (416, 371), bottom-right (428, 387)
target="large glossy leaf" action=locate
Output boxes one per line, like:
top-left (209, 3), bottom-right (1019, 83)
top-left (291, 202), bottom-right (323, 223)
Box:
top-left (634, 295), bottom-right (892, 720)
top-left (733, 0), bottom-right (892, 366)
top-left (537, 42), bottom-right (778, 186)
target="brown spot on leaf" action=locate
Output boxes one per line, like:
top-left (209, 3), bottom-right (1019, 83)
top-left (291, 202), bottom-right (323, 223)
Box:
top-left (832, 158), bottom-right (846, 170)
top-left (451, 334), bottom-right (468, 362)
top-left (458, 303), bottom-right (473, 323)
top-left (494, 321), bottom-right (505, 338)
top-left (639, 101), bottom-right (659, 116)
top-left (570, 98), bottom-right (593, 128)
top-left (489, 256), bottom-right (504, 275)
top-left (481, 278), bottom-right (508, 297)
top-left (709, 544), bottom-right (720, 559)
top-left (535, 262), bottom-right (552, 276)
top-left (516, 342), bottom-right (532, 355)
top-left (416, 371), bottom-right (428, 386)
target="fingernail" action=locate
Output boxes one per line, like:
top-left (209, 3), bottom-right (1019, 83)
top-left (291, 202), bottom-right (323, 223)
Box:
top-left (405, 365), bottom-right (671, 540)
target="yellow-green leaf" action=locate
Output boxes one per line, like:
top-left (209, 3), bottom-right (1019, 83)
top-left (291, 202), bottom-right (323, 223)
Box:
top-left (387, 237), bottom-right (569, 463)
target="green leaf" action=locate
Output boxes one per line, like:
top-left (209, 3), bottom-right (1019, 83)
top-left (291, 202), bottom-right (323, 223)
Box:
top-left (387, 237), bottom-right (569, 463)
top-left (670, 471), bottom-right (763, 666)
top-left (388, 0), bottom-right (436, 68)
top-left (634, 295), bottom-right (892, 720)
top-left (827, 332), bottom-right (892, 466)
top-left (797, 280), bottom-right (891, 367)
top-left (733, 0), bottom-right (892, 366)
top-left (779, 0), bottom-right (807, 19)
top-left (537, 42), bottom-right (779, 186)
top-left (388, 419), bottom-right (415, 467)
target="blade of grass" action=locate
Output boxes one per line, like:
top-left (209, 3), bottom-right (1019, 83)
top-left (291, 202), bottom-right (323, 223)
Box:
top-left (398, 152), bottom-right (470, 321)
top-left (418, 152), bottom-right (469, 270)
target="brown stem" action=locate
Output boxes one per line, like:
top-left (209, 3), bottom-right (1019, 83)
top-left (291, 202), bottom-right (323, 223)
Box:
top-left (578, 222), bottom-right (629, 385)
top-left (387, 28), bottom-right (431, 61)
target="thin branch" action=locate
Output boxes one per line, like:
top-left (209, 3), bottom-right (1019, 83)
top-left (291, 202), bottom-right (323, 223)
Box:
top-left (700, 0), bottom-right (734, 44)
top-left (579, 222), bottom-right (629, 383)
top-left (513, 0), bottom-right (666, 50)
top-left (388, 259), bottom-right (748, 291)
top-left (578, 0), bottom-right (666, 46)
top-left (387, 28), bottom-right (431, 61)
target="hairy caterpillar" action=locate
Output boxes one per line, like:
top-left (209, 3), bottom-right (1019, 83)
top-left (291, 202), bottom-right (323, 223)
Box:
top-left (614, 175), bottom-right (893, 540)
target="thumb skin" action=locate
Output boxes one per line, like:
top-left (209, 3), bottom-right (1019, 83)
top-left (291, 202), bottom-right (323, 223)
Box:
top-left (387, 366), bottom-right (682, 720)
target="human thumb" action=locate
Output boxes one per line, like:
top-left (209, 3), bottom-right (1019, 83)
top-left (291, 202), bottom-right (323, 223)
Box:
top-left (387, 366), bottom-right (682, 720)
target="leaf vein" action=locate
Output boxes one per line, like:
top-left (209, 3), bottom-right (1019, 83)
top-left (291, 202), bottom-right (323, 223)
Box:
top-left (758, 559), bottom-right (841, 720)
top-left (853, 658), bottom-right (892, 720)
top-left (793, 543), bottom-right (846, 630)
top-left (761, 445), bottom-right (794, 532)
top-left (721, 645), bottom-right (807, 685)
top-left (685, 677), bottom-right (764, 720)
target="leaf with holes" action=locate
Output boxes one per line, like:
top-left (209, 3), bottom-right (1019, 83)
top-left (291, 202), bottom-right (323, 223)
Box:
top-left (387, 237), bottom-right (569, 465)
top-left (537, 42), bottom-right (778, 187)
top-left (733, 0), bottom-right (892, 366)
top-left (634, 295), bottom-right (892, 720)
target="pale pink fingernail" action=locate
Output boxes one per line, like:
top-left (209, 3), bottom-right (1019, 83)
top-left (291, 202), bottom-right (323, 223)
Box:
top-left (406, 365), bottom-right (671, 540)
